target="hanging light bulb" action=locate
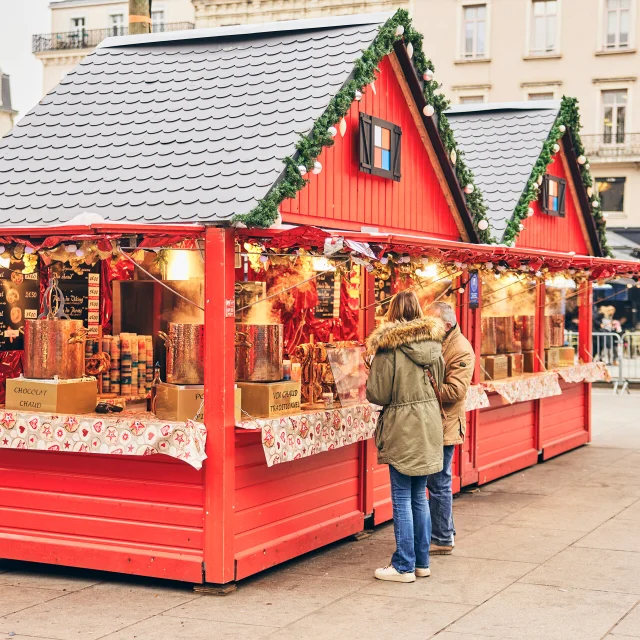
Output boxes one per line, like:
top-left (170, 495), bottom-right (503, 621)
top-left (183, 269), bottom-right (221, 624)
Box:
top-left (66, 244), bottom-right (78, 253)
top-left (339, 118), bottom-right (347, 137)
top-left (450, 149), bottom-right (457, 165)
top-left (423, 104), bottom-right (435, 117)
top-left (24, 246), bottom-right (35, 255)
top-left (577, 155), bottom-right (586, 164)
top-left (478, 219), bottom-right (489, 231)
top-left (464, 184), bottom-right (474, 194)
top-left (380, 256), bottom-right (389, 265)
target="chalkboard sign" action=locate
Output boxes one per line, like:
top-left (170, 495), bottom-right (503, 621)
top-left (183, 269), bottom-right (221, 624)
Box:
top-left (315, 272), bottom-right (341, 319)
top-left (0, 261), bottom-right (40, 351)
top-left (58, 264), bottom-right (101, 335)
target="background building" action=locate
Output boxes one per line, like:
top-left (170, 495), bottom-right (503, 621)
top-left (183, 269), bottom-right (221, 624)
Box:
top-left (0, 68), bottom-right (17, 136)
top-left (33, 0), bottom-right (196, 95)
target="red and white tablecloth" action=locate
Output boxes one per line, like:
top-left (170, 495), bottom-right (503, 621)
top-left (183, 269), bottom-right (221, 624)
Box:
top-left (482, 372), bottom-right (562, 405)
top-left (0, 410), bottom-right (207, 470)
top-left (465, 385), bottom-right (490, 411)
top-left (555, 362), bottom-right (611, 384)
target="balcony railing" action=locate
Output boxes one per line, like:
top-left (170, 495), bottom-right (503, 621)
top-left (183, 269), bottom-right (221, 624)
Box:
top-left (32, 22), bottom-right (195, 53)
top-left (581, 134), bottom-right (640, 160)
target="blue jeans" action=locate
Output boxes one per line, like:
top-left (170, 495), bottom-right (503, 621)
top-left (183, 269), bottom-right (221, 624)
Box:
top-left (427, 445), bottom-right (455, 546)
top-left (389, 465), bottom-right (431, 573)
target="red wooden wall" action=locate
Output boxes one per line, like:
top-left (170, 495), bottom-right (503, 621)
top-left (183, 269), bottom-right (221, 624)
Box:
top-left (280, 56), bottom-right (462, 240)
top-left (0, 450), bottom-right (204, 582)
top-left (516, 148), bottom-right (590, 254)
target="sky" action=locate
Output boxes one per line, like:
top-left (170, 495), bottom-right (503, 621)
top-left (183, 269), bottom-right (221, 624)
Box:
top-left (0, 0), bottom-right (51, 120)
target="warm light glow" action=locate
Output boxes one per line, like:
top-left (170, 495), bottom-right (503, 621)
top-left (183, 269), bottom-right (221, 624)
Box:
top-left (0, 256), bottom-right (9, 269)
top-left (166, 250), bottom-right (200, 281)
top-left (547, 276), bottom-right (577, 289)
top-left (311, 256), bottom-right (336, 272)
top-left (416, 264), bottom-right (438, 279)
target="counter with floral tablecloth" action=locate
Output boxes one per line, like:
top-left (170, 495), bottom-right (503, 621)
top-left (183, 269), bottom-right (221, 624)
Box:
top-left (481, 371), bottom-right (562, 405)
top-left (0, 410), bottom-right (207, 470)
top-left (236, 403), bottom-right (378, 467)
top-left (465, 384), bottom-right (490, 411)
top-left (554, 362), bottom-right (611, 384)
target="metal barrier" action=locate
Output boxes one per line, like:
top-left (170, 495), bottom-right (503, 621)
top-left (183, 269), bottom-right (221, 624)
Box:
top-left (566, 330), bottom-right (626, 392)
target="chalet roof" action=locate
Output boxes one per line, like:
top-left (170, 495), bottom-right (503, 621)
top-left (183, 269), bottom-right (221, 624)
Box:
top-left (0, 14), bottom-right (390, 226)
top-left (446, 100), bottom-right (560, 242)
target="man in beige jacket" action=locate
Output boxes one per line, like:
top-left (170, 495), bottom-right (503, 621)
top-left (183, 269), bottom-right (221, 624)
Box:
top-left (425, 302), bottom-right (475, 554)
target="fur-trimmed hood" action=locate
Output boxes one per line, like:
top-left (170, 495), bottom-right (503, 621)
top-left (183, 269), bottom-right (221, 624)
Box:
top-left (366, 316), bottom-right (446, 364)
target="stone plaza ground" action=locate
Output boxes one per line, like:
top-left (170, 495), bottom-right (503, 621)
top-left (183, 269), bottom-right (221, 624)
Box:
top-left (1, 388), bottom-right (639, 640)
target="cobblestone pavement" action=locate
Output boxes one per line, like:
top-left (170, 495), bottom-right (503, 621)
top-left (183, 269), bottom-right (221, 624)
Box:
top-left (1, 389), bottom-right (639, 640)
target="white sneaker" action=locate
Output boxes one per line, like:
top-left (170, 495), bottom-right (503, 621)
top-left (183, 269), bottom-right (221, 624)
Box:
top-left (374, 564), bottom-right (416, 583)
top-left (415, 567), bottom-right (431, 578)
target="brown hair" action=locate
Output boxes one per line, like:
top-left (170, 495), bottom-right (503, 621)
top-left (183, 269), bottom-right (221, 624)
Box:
top-left (387, 290), bottom-right (423, 323)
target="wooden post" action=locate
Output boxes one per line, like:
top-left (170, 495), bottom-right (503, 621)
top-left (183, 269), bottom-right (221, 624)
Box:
top-left (203, 227), bottom-right (236, 584)
top-left (129, 0), bottom-right (152, 35)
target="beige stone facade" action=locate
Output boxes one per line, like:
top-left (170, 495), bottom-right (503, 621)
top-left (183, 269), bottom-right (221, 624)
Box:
top-left (411, 0), bottom-right (640, 231)
top-left (34, 0), bottom-right (196, 95)
top-left (0, 70), bottom-right (16, 137)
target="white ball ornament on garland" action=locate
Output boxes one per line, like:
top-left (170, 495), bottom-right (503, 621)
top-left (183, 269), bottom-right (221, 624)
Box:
top-left (66, 244), bottom-right (78, 253)
top-left (587, 186), bottom-right (593, 197)
top-left (552, 143), bottom-right (560, 153)
top-left (298, 165), bottom-right (307, 176)
top-left (559, 124), bottom-right (566, 133)
top-left (354, 90), bottom-right (362, 101)
top-left (592, 199), bottom-right (599, 208)
top-left (464, 183), bottom-right (474, 194)
top-left (527, 207), bottom-right (534, 217)
top-left (519, 224), bottom-right (525, 231)
top-left (577, 155), bottom-right (586, 165)
top-left (395, 24), bottom-right (405, 37)
top-left (24, 246), bottom-right (35, 255)
top-left (327, 126), bottom-right (337, 138)
top-left (312, 161), bottom-right (322, 175)
top-left (423, 104), bottom-right (435, 117)
top-left (585, 163), bottom-right (590, 170)
top-left (406, 42), bottom-right (414, 59)
top-left (423, 69), bottom-right (434, 82)
top-left (478, 219), bottom-right (489, 231)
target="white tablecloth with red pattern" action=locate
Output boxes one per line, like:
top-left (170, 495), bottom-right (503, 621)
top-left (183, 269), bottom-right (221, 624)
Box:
top-left (554, 362), bottom-right (611, 384)
top-left (0, 410), bottom-right (207, 470)
top-left (481, 372), bottom-right (562, 405)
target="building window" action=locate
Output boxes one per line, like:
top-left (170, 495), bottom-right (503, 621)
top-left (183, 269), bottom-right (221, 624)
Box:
top-left (109, 14), bottom-right (125, 36)
top-left (152, 10), bottom-right (166, 32)
top-left (602, 89), bottom-right (627, 144)
top-left (540, 174), bottom-right (566, 216)
top-left (71, 17), bottom-right (86, 33)
top-left (528, 91), bottom-right (555, 100)
top-left (605, 0), bottom-right (630, 49)
top-left (530, 0), bottom-right (558, 54)
top-left (359, 114), bottom-right (402, 181)
top-left (462, 4), bottom-right (487, 58)
top-left (460, 95), bottom-right (485, 104)
top-left (596, 177), bottom-right (625, 211)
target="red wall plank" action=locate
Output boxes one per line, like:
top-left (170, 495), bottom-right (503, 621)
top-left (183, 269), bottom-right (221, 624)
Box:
top-left (516, 148), bottom-right (590, 254)
top-left (280, 56), bottom-right (461, 239)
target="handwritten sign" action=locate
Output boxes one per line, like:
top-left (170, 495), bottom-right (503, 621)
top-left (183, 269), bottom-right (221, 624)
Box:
top-left (0, 262), bottom-right (40, 351)
top-left (58, 264), bottom-right (101, 336)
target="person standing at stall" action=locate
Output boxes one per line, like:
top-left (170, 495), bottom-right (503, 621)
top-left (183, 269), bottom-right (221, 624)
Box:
top-left (366, 291), bottom-right (446, 583)
top-left (425, 302), bottom-right (475, 555)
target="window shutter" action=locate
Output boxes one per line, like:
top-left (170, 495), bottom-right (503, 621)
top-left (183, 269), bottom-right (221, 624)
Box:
top-left (392, 124), bottom-right (402, 182)
top-left (540, 175), bottom-right (549, 213)
top-left (359, 113), bottom-right (373, 174)
top-left (558, 180), bottom-right (566, 217)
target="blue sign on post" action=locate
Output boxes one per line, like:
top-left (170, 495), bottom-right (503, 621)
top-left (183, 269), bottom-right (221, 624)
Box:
top-left (469, 272), bottom-right (479, 309)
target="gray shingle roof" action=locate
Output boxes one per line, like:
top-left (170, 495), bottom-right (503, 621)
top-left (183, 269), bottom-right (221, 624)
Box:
top-left (446, 101), bottom-right (560, 242)
top-left (0, 15), bottom-right (387, 226)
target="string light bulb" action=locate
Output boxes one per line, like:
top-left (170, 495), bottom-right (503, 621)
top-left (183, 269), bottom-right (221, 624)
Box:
top-left (339, 118), bottom-right (347, 137)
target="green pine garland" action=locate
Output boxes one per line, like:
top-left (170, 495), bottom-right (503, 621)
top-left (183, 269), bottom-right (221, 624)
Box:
top-left (504, 96), bottom-right (611, 256)
top-left (233, 9), bottom-right (492, 243)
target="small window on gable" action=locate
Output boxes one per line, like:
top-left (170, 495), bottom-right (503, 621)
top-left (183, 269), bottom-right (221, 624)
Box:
top-left (540, 174), bottom-right (566, 217)
top-left (359, 113), bottom-right (402, 181)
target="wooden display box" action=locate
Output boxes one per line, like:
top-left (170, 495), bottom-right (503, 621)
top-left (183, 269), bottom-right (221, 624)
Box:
top-left (6, 377), bottom-right (98, 414)
top-left (236, 381), bottom-right (301, 419)
top-left (558, 347), bottom-right (576, 367)
top-left (155, 382), bottom-right (204, 422)
top-left (545, 348), bottom-right (561, 369)
top-left (506, 353), bottom-right (523, 377)
top-left (483, 355), bottom-right (508, 381)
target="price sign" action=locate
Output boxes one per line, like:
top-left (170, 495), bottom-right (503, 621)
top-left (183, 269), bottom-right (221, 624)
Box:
top-left (0, 261), bottom-right (40, 351)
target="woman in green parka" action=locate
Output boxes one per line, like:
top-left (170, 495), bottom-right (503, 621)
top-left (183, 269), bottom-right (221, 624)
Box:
top-left (366, 290), bottom-right (445, 583)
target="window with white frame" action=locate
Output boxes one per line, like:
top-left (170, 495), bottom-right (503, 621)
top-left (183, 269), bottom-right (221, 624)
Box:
top-left (602, 89), bottom-right (627, 143)
top-left (459, 95), bottom-right (485, 104)
top-left (71, 17), bottom-right (86, 33)
top-left (462, 4), bottom-right (487, 58)
top-left (605, 0), bottom-right (631, 49)
top-left (152, 10), bottom-right (166, 32)
top-left (528, 91), bottom-right (555, 100)
top-left (530, 0), bottom-right (558, 54)
top-left (109, 14), bottom-right (125, 36)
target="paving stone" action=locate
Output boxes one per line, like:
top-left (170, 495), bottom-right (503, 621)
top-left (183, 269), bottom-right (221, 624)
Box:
top-left (0, 582), bottom-right (198, 640)
top-left (433, 633), bottom-right (498, 639)
top-left (99, 614), bottom-right (277, 639)
top-left (0, 587), bottom-right (65, 618)
top-left (574, 517), bottom-right (640, 553)
top-left (0, 565), bottom-right (101, 592)
top-left (616, 500), bottom-right (640, 522)
top-left (267, 593), bottom-right (472, 640)
top-left (609, 603), bottom-right (640, 637)
top-left (451, 491), bottom-right (539, 517)
top-left (447, 582), bottom-right (638, 639)
top-left (520, 547), bottom-right (640, 595)
top-left (169, 573), bottom-right (365, 628)
top-left (360, 556), bottom-right (536, 605)
top-left (454, 524), bottom-right (583, 564)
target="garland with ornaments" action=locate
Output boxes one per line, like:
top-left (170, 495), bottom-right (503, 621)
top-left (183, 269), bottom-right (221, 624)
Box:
top-left (231, 9), bottom-right (492, 243)
top-left (504, 97), bottom-right (611, 256)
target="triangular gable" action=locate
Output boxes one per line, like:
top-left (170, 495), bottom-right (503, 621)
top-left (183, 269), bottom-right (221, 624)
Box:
top-left (517, 142), bottom-right (592, 254)
top-left (280, 55), bottom-right (472, 242)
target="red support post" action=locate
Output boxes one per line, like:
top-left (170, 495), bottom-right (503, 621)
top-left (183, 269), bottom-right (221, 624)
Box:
top-left (203, 227), bottom-right (237, 584)
top-left (578, 280), bottom-right (593, 364)
top-left (361, 269), bottom-right (376, 517)
top-left (534, 280), bottom-right (547, 373)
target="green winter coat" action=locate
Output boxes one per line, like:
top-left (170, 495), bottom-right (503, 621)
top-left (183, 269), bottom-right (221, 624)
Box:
top-left (366, 316), bottom-right (446, 476)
